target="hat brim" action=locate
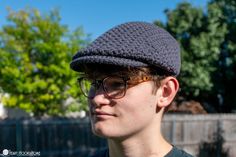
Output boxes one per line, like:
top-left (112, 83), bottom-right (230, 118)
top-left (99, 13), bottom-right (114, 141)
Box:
top-left (70, 55), bottom-right (148, 72)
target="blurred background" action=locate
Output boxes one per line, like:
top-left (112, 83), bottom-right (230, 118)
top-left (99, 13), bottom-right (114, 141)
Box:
top-left (0, 0), bottom-right (236, 156)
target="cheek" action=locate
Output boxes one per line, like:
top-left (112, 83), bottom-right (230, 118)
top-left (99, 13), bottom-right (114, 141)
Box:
top-left (118, 87), bottom-right (158, 128)
top-left (122, 98), bottom-right (156, 119)
top-left (125, 83), bottom-right (157, 113)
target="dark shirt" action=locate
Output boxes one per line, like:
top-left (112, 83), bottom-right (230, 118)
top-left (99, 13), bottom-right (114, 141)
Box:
top-left (165, 147), bottom-right (193, 157)
top-left (89, 146), bottom-right (193, 157)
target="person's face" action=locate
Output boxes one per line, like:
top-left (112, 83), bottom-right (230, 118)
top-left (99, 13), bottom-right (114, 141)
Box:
top-left (88, 72), bottom-right (161, 140)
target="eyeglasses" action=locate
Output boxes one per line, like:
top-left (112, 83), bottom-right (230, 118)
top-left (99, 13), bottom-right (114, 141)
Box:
top-left (77, 75), bottom-right (153, 99)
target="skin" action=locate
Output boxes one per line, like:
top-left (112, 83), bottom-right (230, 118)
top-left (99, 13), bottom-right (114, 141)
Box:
top-left (88, 75), bottom-right (179, 157)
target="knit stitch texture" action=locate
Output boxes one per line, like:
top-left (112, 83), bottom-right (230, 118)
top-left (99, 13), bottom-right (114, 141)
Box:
top-left (70, 21), bottom-right (180, 76)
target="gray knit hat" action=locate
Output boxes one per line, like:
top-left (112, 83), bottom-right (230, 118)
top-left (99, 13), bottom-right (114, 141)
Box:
top-left (70, 21), bottom-right (181, 76)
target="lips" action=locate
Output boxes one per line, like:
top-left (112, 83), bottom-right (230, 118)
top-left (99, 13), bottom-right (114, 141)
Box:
top-left (92, 110), bottom-right (116, 117)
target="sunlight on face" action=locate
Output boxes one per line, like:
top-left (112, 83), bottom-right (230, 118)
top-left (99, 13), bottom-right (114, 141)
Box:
top-left (89, 80), bottom-right (160, 140)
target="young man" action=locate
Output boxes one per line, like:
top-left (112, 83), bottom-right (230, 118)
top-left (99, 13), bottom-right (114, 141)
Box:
top-left (70, 22), bottom-right (193, 157)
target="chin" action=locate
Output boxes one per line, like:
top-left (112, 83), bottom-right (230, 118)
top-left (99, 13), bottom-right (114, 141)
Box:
top-left (91, 119), bottom-right (114, 136)
top-left (91, 125), bottom-right (120, 139)
top-left (92, 124), bottom-right (113, 137)
top-left (92, 126), bottom-right (130, 141)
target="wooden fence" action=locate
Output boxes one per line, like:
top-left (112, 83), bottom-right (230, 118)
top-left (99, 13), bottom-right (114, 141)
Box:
top-left (0, 114), bottom-right (236, 157)
top-left (162, 114), bottom-right (236, 157)
top-left (0, 118), bottom-right (105, 157)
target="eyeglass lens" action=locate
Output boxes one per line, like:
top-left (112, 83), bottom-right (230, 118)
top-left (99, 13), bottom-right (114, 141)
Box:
top-left (79, 77), bottom-right (126, 99)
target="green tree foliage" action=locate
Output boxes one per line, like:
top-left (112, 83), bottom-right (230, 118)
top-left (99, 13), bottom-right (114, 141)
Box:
top-left (0, 8), bottom-right (89, 116)
top-left (155, 0), bottom-right (236, 112)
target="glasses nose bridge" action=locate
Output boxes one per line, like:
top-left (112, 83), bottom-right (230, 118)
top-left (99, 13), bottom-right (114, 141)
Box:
top-left (92, 79), bottom-right (108, 99)
top-left (94, 79), bottom-right (103, 90)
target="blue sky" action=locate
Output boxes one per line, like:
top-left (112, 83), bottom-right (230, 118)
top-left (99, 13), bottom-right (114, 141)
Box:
top-left (0, 0), bottom-right (209, 39)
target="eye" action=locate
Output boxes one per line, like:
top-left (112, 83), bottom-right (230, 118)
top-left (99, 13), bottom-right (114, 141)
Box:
top-left (111, 81), bottom-right (124, 89)
top-left (104, 77), bottom-right (125, 90)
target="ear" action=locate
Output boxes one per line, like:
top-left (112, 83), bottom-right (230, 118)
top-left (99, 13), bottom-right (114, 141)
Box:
top-left (156, 76), bottom-right (179, 108)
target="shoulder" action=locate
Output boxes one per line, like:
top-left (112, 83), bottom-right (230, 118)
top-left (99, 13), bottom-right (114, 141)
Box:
top-left (165, 146), bottom-right (194, 157)
top-left (88, 149), bottom-right (109, 157)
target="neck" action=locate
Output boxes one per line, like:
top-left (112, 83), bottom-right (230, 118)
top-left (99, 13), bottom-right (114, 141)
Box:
top-left (108, 133), bottom-right (172, 157)
top-left (108, 109), bottom-right (172, 157)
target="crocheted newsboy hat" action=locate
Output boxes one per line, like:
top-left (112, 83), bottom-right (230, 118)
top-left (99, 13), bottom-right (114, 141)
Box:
top-left (70, 21), bottom-right (181, 76)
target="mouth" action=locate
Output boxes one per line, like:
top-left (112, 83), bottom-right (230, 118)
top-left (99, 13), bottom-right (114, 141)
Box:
top-left (91, 110), bottom-right (116, 119)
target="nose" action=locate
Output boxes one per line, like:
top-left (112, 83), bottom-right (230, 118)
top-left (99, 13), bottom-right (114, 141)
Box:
top-left (89, 86), bottom-right (111, 107)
